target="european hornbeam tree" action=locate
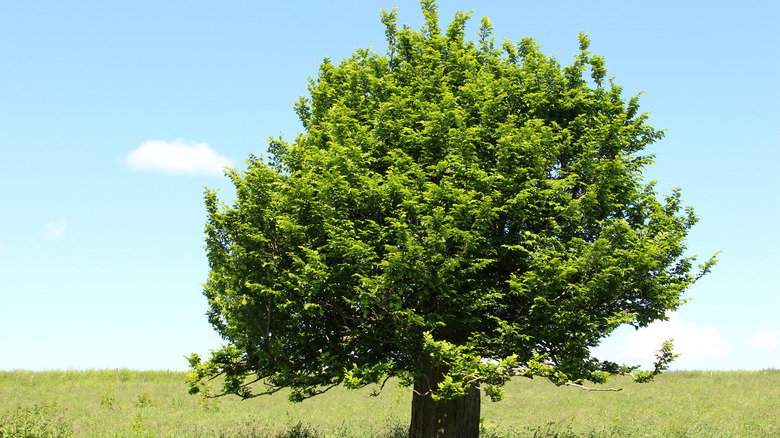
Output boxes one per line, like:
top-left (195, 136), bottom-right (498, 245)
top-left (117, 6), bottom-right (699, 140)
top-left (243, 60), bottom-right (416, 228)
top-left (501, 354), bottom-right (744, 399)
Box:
top-left (187, 2), bottom-right (716, 436)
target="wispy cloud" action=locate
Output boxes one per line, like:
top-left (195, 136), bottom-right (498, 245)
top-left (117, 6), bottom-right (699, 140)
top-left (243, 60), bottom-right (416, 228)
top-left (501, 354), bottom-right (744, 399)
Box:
top-left (749, 327), bottom-right (780, 349)
top-left (594, 319), bottom-right (780, 370)
top-left (624, 312), bottom-right (731, 362)
top-left (746, 328), bottom-right (780, 369)
top-left (44, 219), bottom-right (69, 242)
top-left (592, 312), bottom-right (733, 368)
top-left (126, 139), bottom-right (233, 176)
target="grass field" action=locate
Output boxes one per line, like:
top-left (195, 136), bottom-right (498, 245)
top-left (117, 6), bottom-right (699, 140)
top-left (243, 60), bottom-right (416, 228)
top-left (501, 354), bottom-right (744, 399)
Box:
top-left (1, 369), bottom-right (778, 437)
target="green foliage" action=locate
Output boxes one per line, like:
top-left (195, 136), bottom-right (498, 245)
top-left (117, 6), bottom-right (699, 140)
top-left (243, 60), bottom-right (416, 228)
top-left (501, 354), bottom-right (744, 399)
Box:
top-left (136, 391), bottom-right (153, 408)
top-left (129, 412), bottom-right (152, 438)
top-left (275, 422), bottom-right (319, 438)
top-left (101, 386), bottom-right (116, 409)
top-left (189, 0), bottom-right (716, 403)
top-left (630, 339), bottom-right (679, 383)
top-left (0, 403), bottom-right (73, 438)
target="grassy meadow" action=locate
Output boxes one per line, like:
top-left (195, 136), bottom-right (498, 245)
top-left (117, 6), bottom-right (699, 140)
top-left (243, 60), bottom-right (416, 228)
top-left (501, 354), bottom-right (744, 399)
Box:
top-left (1, 369), bottom-right (778, 437)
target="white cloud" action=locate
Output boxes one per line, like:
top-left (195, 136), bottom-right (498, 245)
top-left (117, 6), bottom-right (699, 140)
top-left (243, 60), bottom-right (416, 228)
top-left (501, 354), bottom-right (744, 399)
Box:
top-left (43, 219), bottom-right (68, 242)
top-left (748, 327), bottom-right (780, 349)
top-left (126, 139), bottom-right (233, 175)
top-left (594, 318), bottom-right (780, 370)
top-left (624, 312), bottom-right (731, 362)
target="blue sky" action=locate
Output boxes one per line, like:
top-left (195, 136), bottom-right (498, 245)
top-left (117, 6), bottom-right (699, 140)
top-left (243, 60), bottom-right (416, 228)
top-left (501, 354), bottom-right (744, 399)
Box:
top-left (1, 0), bottom-right (778, 372)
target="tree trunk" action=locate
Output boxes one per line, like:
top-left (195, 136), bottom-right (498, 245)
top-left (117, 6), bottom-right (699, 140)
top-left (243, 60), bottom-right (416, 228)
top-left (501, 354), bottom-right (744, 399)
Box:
top-left (409, 355), bottom-right (481, 438)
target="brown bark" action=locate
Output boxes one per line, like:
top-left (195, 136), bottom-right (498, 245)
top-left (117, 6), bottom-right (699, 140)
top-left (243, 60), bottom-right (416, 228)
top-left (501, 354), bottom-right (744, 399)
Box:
top-left (408, 355), bottom-right (481, 438)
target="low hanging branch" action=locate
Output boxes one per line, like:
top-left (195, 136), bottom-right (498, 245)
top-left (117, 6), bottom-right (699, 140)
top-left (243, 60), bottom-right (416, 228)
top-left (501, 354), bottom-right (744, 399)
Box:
top-left (564, 382), bottom-right (622, 392)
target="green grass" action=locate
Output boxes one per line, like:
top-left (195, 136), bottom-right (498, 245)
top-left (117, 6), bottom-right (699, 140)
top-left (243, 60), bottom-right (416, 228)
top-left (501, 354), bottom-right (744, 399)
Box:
top-left (1, 369), bottom-right (778, 437)
top-left (480, 370), bottom-right (780, 437)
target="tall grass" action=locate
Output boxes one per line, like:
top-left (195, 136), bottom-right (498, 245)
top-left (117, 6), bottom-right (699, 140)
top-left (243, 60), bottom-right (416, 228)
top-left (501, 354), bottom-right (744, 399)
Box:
top-left (1, 369), bottom-right (778, 437)
top-left (480, 370), bottom-right (780, 437)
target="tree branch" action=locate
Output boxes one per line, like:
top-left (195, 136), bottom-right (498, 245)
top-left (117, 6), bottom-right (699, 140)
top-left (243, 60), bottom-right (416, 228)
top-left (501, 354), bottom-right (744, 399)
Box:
top-left (564, 382), bottom-right (622, 392)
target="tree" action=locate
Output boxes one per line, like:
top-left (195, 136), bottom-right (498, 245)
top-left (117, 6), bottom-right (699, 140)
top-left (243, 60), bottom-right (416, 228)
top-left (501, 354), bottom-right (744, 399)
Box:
top-left (186, 2), bottom-right (716, 436)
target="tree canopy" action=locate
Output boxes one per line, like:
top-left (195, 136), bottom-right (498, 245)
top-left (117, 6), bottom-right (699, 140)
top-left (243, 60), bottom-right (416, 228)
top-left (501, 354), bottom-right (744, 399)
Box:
top-left (187, 1), bottom-right (715, 435)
